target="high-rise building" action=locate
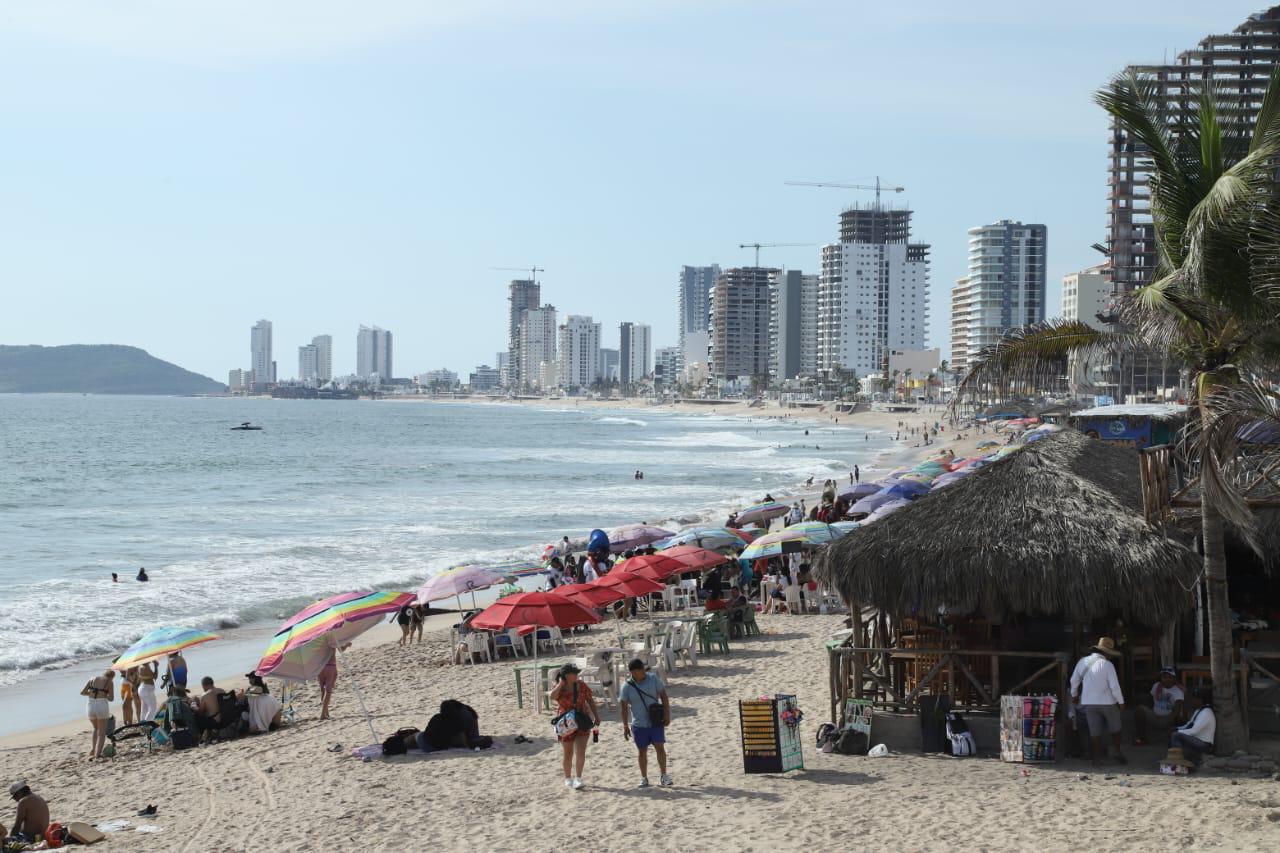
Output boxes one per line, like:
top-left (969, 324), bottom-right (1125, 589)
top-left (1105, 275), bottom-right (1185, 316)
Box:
top-left (356, 325), bottom-right (393, 382)
top-left (709, 267), bottom-right (776, 381)
top-left (619, 322), bottom-right (652, 387)
top-left (250, 319), bottom-right (274, 388)
top-left (518, 305), bottom-right (557, 389)
top-left (228, 368), bottom-right (246, 393)
top-left (677, 265), bottom-right (720, 372)
top-left (599, 348), bottom-right (620, 383)
top-left (558, 315), bottom-right (602, 390)
top-left (654, 346), bottom-right (680, 389)
top-left (949, 220), bottom-right (1047, 370)
top-left (506, 280), bottom-right (541, 388)
top-left (298, 344), bottom-right (319, 385)
top-left (1107, 7), bottom-right (1280, 388)
top-left (770, 269), bottom-right (819, 381)
top-left (1062, 264), bottom-right (1113, 391)
top-left (949, 276), bottom-right (974, 375)
top-left (817, 206), bottom-right (929, 379)
top-left (469, 365), bottom-right (501, 392)
top-left (311, 335), bottom-right (332, 383)
top-left (496, 352), bottom-right (509, 380)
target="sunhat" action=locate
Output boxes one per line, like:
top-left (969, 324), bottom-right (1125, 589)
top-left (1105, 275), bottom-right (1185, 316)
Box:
top-left (1161, 747), bottom-right (1195, 769)
top-left (1092, 637), bottom-right (1121, 657)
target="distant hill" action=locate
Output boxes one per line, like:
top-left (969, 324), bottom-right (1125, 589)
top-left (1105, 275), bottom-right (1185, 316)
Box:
top-left (0, 345), bottom-right (226, 395)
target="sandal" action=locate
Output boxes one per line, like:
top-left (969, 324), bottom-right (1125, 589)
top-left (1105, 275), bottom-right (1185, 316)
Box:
top-left (513, 735), bottom-right (531, 744)
top-left (326, 743), bottom-right (343, 753)
top-left (137, 805), bottom-right (157, 817)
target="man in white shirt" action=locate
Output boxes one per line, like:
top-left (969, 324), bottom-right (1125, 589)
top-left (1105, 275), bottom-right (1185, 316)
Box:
top-left (1170, 691), bottom-right (1215, 767)
top-left (1135, 667), bottom-right (1185, 745)
top-left (581, 551), bottom-right (606, 583)
top-left (1069, 636), bottom-right (1127, 765)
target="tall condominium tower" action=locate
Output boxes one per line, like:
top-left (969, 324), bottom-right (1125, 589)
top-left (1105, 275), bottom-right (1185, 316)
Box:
top-left (949, 221), bottom-right (1047, 369)
top-left (654, 346), bottom-right (680, 388)
top-left (517, 305), bottom-right (557, 390)
top-left (506, 279), bottom-right (541, 388)
top-left (677, 265), bottom-right (720, 371)
top-left (558, 315), bottom-right (602, 390)
top-left (298, 344), bottom-right (319, 384)
top-left (250, 319), bottom-right (274, 388)
top-left (817, 207), bottom-right (929, 378)
top-left (709, 267), bottom-right (776, 381)
top-left (599, 348), bottom-right (620, 383)
top-left (769, 269), bottom-right (819, 381)
top-left (1108, 6), bottom-right (1280, 388)
top-left (356, 325), bottom-right (393, 381)
top-left (619, 322), bottom-right (652, 387)
top-left (949, 276), bottom-right (974, 375)
top-left (312, 335), bottom-right (333, 383)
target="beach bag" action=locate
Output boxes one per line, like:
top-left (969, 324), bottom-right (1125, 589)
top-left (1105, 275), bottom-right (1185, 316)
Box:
top-left (552, 684), bottom-right (587, 738)
top-left (169, 727), bottom-right (196, 751)
top-left (816, 722), bottom-right (838, 749)
top-left (470, 735), bottom-right (494, 750)
top-left (382, 727), bottom-right (419, 756)
top-left (628, 679), bottom-right (664, 728)
top-left (835, 729), bottom-right (868, 755)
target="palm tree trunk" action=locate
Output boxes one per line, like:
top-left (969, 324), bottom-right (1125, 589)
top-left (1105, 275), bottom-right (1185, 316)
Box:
top-left (1200, 497), bottom-right (1248, 751)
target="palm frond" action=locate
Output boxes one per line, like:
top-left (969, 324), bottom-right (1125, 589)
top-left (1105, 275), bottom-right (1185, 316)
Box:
top-left (954, 320), bottom-right (1127, 399)
top-left (1250, 63), bottom-right (1280, 153)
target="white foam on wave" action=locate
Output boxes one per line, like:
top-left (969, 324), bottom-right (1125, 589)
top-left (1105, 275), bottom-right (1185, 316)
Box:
top-left (593, 416), bottom-right (647, 427)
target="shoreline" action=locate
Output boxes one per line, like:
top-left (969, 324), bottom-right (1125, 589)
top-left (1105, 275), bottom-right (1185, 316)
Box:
top-left (1, 399), bottom-right (961, 747)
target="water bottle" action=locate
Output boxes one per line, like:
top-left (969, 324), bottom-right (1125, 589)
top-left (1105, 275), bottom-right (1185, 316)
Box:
top-left (592, 728), bottom-right (599, 744)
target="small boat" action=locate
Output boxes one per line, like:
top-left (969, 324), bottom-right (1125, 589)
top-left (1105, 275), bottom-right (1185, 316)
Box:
top-left (231, 422), bottom-right (263, 431)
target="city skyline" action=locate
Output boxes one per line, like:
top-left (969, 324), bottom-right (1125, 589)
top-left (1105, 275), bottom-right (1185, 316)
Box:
top-left (0, 3), bottom-right (1249, 379)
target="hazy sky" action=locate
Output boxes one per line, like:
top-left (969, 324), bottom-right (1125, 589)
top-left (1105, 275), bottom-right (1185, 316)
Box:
top-left (0, 1), bottom-right (1252, 380)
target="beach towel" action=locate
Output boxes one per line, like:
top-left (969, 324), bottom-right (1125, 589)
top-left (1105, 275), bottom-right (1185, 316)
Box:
top-left (247, 691), bottom-right (282, 733)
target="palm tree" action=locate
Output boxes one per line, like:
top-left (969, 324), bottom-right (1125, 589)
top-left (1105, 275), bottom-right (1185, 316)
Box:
top-left (957, 66), bottom-right (1280, 750)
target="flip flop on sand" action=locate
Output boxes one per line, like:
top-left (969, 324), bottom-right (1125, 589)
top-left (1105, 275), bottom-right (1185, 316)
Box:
top-left (326, 743), bottom-right (343, 753)
top-left (513, 735), bottom-right (531, 744)
top-left (136, 805), bottom-right (157, 817)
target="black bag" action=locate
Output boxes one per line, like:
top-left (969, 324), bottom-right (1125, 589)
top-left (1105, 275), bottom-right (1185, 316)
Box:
top-left (471, 735), bottom-right (494, 750)
top-left (382, 726), bottom-right (419, 756)
top-left (816, 722), bottom-right (838, 748)
top-left (835, 729), bottom-right (868, 755)
top-left (170, 727), bottom-right (196, 751)
top-left (629, 679), bottom-right (665, 728)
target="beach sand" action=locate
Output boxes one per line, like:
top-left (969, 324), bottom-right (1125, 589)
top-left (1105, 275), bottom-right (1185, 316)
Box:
top-left (3, 613), bottom-right (1278, 852)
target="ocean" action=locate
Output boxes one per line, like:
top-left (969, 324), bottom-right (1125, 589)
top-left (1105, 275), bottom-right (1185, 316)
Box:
top-left (0, 395), bottom-right (897, 728)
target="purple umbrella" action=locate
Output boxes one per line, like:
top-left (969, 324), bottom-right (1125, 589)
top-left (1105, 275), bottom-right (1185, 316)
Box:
top-left (606, 523), bottom-right (675, 553)
top-left (863, 498), bottom-right (912, 524)
top-left (849, 493), bottom-right (895, 516)
top-left (838, 482), bottom-right (881, 501)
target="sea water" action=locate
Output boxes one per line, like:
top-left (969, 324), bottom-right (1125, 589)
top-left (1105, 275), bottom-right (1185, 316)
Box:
top-left (0, 395), bottom-right (897, 726)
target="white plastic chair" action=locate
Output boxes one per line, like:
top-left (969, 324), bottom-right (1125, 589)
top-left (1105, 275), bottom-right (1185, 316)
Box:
top-left (784, 584), bottom-right (803, 615)
top-left (538, 626), bottom-right (567, 654)
top-left (495, 628), bottom-right (527, 659)
top-left (660, 587), bottom-right (678, 613)
top-left (677, 621), bottom-right (699, 667)
top-left (584, 651), bottom-right (618, 707)
top-left (652, 637), bottom-right (675, 678)
top-left (677, 580), bottom-right (698, 610)
top-left (464, 632), bottom-right (492, 664)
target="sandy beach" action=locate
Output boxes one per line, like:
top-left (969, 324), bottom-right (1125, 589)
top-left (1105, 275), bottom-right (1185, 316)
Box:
top-left (3, 612), bottom-right (1279, 852)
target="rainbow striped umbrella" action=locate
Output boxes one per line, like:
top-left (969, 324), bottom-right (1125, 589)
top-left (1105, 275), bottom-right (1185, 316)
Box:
top-left (111, 626), bottom-right (219, 670)
top-left (255, 590), bottom-right (414, 682)
top-left (488, 559), bottom-right (546, 578)
top-left (740, 521), bottom-right (849, 560)
top-left (735, 500), bottom-right (790, 526)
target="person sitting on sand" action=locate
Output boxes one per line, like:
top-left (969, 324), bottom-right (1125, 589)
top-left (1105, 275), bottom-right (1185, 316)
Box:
top-left (7, 781), bottom-right (49, 844)
top-left (1134, 668), bottom-right (1185, 745)
top-left (243, 674), bottom-right (283, 734)
top-left (417, 699), bottom-right (484, 752)
top-left (195, 676), bottom-right (223, 740)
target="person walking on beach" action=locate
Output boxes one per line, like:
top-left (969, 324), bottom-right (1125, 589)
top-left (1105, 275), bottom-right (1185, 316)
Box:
top-left (620, 658), bottom-right (672, 788)
top-left (1070, 637), bottom-right (1127, 765)
top-left (120, 665), bottom-right (140, 725)
top-left (317, 643), bottom-right (350, 721)
top-left (411, 604), bottom-right (426, 644)
top-left (396, 603), bottom-right (414, 647)
top-left (550, 663), bottom-right (600, 790)
top-left (80, 670), bottom-right (115, 760)
top-left (854, 464), bottom-right (860, 483)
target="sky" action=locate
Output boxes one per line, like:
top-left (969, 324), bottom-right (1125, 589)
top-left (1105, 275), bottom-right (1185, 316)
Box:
top-left (0, 1), bottom-right (1257, 381)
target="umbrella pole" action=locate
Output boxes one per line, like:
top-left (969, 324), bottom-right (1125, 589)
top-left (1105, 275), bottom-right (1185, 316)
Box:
top-left (338, 646), bottom-right (380, 745)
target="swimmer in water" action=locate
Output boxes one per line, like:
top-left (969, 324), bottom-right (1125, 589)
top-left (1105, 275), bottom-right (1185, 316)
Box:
top-left (136, 568), bottom-right (149, 582)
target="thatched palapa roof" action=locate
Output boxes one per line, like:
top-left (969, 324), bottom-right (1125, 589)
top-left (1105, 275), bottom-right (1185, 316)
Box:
top-left (814, 430), bottom-right (1200, 625)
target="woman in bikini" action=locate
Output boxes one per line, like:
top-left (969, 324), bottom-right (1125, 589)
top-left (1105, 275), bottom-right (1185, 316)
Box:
top-left (80, 670), bottom-right (116, 760)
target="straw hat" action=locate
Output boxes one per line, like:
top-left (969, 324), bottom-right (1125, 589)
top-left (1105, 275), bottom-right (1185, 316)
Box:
top-left (1092, 637), bottom-right (1121, 657)
top-left (1161, 747), bottom-right (1195, 769)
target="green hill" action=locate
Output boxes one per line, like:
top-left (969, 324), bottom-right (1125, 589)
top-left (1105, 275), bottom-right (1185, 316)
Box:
top-left (0, 345), bottom-right (226, 395)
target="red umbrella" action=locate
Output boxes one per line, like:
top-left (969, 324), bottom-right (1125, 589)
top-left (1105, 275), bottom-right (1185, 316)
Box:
top-left (471, 591), bottom-right (602, 632)
top-left (557, 582), bottom-right (627, 609)
top-left (614, 553), bottom-right (688, 582)
top-left (657, 545), bottom-right (731, 573)
top-left (593, 571), bottom-right (665, 597)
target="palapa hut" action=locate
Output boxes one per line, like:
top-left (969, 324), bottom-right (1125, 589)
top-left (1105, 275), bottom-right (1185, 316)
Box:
top-left (815, 430), bottom-right (1201, 741)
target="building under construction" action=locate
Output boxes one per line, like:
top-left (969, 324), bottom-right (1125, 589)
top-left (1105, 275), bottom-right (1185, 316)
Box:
top-left (1106, 6), bottom-right (1280, 394)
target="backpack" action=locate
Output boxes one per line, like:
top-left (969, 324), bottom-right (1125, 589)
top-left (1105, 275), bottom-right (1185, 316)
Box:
top-left (381, 726), bottom-right (419, 756)
top-left (946, 713), bottom-right (976, 756)
top-left (835, 729), bottom-right (869, 756)
top-left (816, 722), bottom-right (838, 749)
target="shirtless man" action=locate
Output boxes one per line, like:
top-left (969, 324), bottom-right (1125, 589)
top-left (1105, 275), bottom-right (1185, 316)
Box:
top-left (195, 677), bottom-right (222, 740)
top-left (9, 781), bottom-right (50, 843)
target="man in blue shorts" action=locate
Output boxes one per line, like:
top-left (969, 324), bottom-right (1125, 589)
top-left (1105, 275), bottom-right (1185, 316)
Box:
top-left (619, 658), bottom-right (671, 788)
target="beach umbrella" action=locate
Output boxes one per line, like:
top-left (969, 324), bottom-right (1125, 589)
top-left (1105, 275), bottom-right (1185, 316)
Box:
top-left (111, 626), bottom-right (219, 671)
top-left (488, 559), bottom-right (547, 578)
top-left (614, 553), bottom-right (689, 582)
top-left (740, 521), bottom-right (849, 560)
top-left (838, 482), bottom-right (880, 501)
top-left (863, 498), bottom-right (911, 524)
top-left (658, 526), bottom-right (755, 551)
top-left (593, 571), bottom-right (665, 598)
top-left (606, 523), bottom-right (675, 553)
top-left (735, 501), bottom-right (789, 526)
top-left (470, 591), bottom-right (602, 633)
top-left (830, 521), bottom-right (860, 535)
top-left (977, 440), bottom-right (999, 449)
top-left (557, 582), bottom-right (627, 609)
top-left (256, 590), bottom-right (414, 744)
top-left (849, 493), bottom-right (895, 516)
top-left (654, 545), bottom-right (731, 572)
top-left (415, 565), bottom-right (504, 612)
top-left (880, 480), bottom-right (930, 500)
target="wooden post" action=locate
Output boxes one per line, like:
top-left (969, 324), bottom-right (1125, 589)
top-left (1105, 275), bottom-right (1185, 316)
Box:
top-left (1056, 654), bottom-right (1069, 763)
top-left (991, 653), bottom-right (1000, 704)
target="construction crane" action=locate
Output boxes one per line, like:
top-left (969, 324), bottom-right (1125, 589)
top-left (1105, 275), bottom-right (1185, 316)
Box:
top-left (737, 243), bottom-right (816, 267)
top-left (784, 176), bottom-right (904, 208)
top-left (491, 266), bottom-right (544, 283)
